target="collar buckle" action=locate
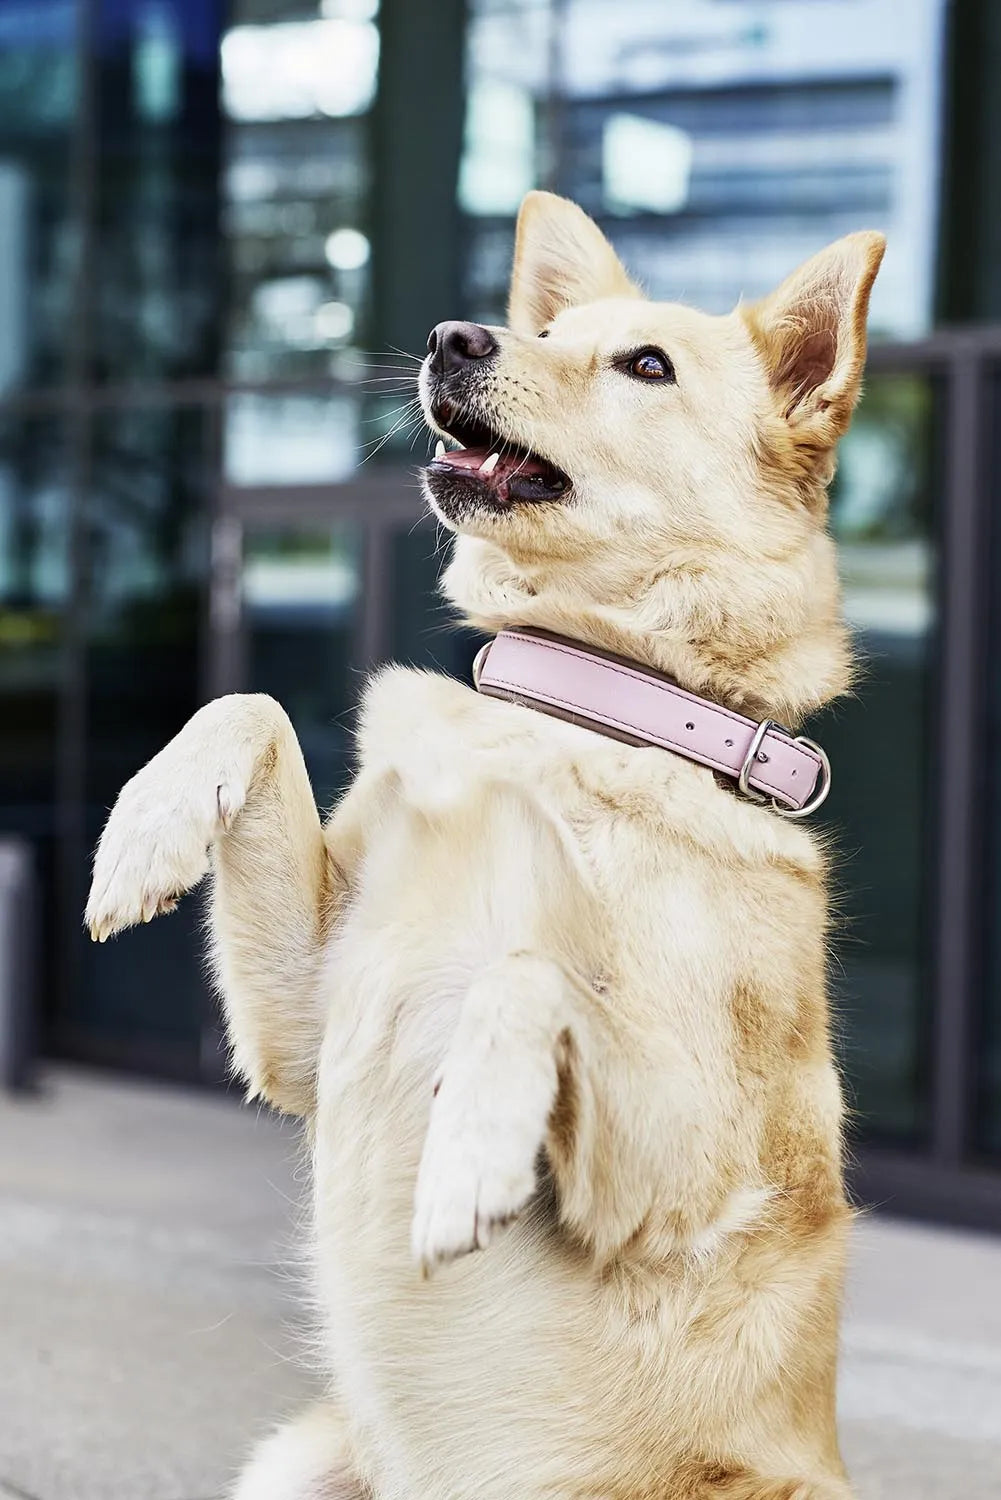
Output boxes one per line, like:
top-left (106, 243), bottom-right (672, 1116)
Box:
top-left (738, 718), bottom-right (832, 818)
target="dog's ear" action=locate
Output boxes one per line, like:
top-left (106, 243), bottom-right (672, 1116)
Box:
top-left (742, 231), bottom-right (885, 449)
top-left (508, 191), bottom-right (639, 334)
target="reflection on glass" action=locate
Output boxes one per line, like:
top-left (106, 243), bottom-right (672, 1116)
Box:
top-left (0, 415), bottom-right (68, 1057)
top-left (222, 2), bottom-right (378, 381)
top-left (75, 406), bottom-right (210, 1072)
top-left (461, 0), bottom-right (946, 336)
top-left (459, 77), bottom-right (536, 217)
top-left (602, 114), bottom-right (692, 216)
top-left (243, 523), bottom-right (363, 807)
top-left (0, 411), bottom-right (67, 849)
top-left (221, 17), bottom-right (378, 121)
top-left (810, 373), bottom-right (940, 1143)
top-left (0, 0), bottom-right (78, 388)
top-left (224, 391), bottom-right (361, 485)
top-left (85, 406), bottom-right (205, 810)
top-left (92, 0), bottom-right (224, 382)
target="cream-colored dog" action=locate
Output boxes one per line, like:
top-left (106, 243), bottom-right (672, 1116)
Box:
top-left (86, 192), bottom-right (884, 1500)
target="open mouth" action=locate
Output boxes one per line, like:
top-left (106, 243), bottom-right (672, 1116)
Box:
top-left (426, 398), bottom-right (571, 506)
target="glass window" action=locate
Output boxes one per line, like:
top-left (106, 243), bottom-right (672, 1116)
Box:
top-left (221, 0), bottom-right (379, 383)
top-left (0, 414), bottom-right (69, 819)
top-left (224, 390), bottom-right (361, 486)
top-left (977, 371), bottom-right (1001, 1158)
top-left (241, 521), bottom-right (364, 807)
top-left (810, 372), bottom-right (941, 1143)
top-left (67, 406), bottom-right (211, 1073)
top-left (0, 413), bottom-right (70, 1045)
top-left (91, 0), bottom-right (224, 382)
top-left (84, 406), bottom-right (207, 811)
top-left (460, 0), bottom-right (948, 336)
top-left (222, 383), bottom-right (429, 486)
top-left (0, 0), bottom-right (79, 389)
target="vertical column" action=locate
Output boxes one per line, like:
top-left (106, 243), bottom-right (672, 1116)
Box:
top-left (936, 0), bottom-right (1001, 321)
top-left (931, 345), bottom-right (990, 1164)
top-left (369, 0), bottom-right (468, 362)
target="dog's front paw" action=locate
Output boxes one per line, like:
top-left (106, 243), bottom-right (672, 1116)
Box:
top-left (410, 1048), bottom-right (556, 1275)
top-left (86, 735), bottom-right (255, 943)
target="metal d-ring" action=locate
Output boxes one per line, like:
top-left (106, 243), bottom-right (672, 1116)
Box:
top-left (471, 639), bottom-right (493, 690)
top-left (778, 735), bottom-right (832, 819)
top-left (737, 718), bottom-right (776, 804)
top-left (739, 721), bottom-right (832, 818)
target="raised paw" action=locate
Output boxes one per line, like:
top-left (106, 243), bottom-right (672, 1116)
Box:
top-left (410, 1042), bottom-right (557, 1275)
top-left (85, 724), bottom-right (260, 943)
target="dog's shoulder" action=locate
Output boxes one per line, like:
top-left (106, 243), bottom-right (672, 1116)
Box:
top-left (355, 663), bottom-right (553, 815)
top-left (357, 662), bottom-right (529, 767)
top-left (358, 663), bottom-right (479, 752)
top-left (356, 665), bottom-right (820, 884)
top-left (554, 737), bottom-right (823, 883)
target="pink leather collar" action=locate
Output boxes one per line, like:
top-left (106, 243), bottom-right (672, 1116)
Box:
top-left (474, 628), bottom-right (831, 818)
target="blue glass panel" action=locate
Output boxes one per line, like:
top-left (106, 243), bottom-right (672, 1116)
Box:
top-left (0, 0), bottom-right (78, 388)
top-left (92, 0), bottom-right (224, 381)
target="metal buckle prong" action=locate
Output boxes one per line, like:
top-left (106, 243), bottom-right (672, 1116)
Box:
top-left (738, 719), bottom-right (832, 818)
top-left (737, 718), bottom-right (776, 804)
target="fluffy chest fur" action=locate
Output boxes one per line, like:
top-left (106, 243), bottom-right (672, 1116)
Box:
top-left (310, 668), bottom-right (847, 1500)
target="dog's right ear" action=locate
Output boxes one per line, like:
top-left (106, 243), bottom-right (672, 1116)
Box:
top-left (507, 191), bottom-right (639, 335)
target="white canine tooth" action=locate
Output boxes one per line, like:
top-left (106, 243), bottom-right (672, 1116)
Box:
top-left (479, 452), bottom-right (500, 475)
top-left (434, 440), bottom-right (446, 458)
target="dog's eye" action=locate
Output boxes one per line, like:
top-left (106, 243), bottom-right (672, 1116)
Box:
top-left (537, 329), bottom-right (550, 339)
top-left (625, 348), bottom-right (674, 382)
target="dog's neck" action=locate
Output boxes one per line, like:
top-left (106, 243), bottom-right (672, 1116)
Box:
top-left (444, 538), bottom-right (853, 730)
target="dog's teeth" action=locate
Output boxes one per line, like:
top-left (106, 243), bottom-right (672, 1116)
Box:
top-left (479, 452), bottom-right (500, 475)
top-left (434, 440), bottom-right (446, 459)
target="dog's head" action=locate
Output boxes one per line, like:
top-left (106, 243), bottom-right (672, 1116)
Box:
top-left (419, 192), bottom-right (884, 725)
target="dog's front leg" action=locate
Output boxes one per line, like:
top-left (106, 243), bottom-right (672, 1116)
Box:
top-left (86, 693), bottom-right (347, 1116)
top-left (410, 944), bottom-right (741, 1273)
top-left (411, 951), bottom-right (573, 1274)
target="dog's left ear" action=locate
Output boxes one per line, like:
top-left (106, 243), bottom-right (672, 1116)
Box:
top-left (508, 191), bottom-right (639, 335)
top-left (743, 231), bottom-right (886, 449)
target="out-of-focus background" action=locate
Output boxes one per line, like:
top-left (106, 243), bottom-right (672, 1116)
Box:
top-left (1, 2), bottom-right (1001, 1497)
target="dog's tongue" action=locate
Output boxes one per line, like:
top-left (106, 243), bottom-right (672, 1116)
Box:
top-left (435, 446), bottom-right (550, 480)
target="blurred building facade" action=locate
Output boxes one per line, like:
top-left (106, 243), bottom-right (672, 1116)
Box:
top-left (1, 0), bottom-right (999, 1228)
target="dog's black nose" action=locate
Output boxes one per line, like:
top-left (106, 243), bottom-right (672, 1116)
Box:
top-left (426, 320), bottom-right (498, 377)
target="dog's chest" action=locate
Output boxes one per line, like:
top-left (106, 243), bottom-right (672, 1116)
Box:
top-left (320, 739), bottom-right (573, 1095)
top-left (314, 679), bottom-right (608, 1206)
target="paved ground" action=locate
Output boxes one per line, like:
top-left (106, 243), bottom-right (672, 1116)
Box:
top-left (0, 1070), bottom-right (998, 1500)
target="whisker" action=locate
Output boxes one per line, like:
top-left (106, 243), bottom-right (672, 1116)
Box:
top-left (359, 408), bottom-right (422, 461)
top-left (354, 347), bottom-right (424, 365)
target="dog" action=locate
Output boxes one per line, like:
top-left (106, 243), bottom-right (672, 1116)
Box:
top-left (86, 191), bottom-right (884, 1500)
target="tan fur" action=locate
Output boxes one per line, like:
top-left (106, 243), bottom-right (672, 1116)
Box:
top-left (85, 192), bottom-right (884, 1500)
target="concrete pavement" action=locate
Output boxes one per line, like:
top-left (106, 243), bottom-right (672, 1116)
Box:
top-left (0, 1069), bottom-right (998, 1500)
